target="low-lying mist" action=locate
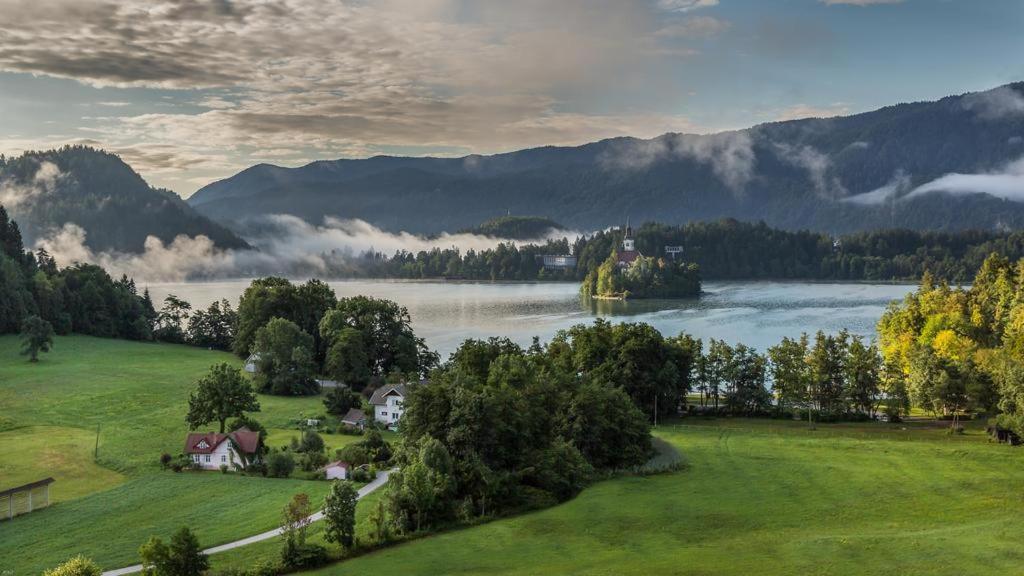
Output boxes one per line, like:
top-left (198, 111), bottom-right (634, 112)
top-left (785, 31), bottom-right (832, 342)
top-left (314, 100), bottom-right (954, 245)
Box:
top-left (35, 214), bottom-right (574, 282)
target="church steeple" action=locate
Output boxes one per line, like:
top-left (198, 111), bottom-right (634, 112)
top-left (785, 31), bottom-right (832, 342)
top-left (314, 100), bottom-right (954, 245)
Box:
top-left (623, 218), bottom-right (635, 252)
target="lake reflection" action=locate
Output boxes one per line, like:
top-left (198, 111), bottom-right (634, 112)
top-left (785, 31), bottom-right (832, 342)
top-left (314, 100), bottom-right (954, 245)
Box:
top-left (144, 280), bottom-right (916, 359)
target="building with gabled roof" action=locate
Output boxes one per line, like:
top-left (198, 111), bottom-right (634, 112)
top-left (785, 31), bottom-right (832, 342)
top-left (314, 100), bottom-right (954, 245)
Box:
top-left (369, 383), bottom-right (407, 429)
top-left (184, 427), bottom-right (261, 470)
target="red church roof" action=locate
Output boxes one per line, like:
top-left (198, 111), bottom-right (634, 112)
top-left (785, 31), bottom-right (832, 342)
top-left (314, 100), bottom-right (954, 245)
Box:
top-left (617, 250), bottom-right (641, 266)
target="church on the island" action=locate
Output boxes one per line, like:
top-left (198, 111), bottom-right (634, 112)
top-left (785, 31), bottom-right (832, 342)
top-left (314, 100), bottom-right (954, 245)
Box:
top-left (616, 222), bottom-right (642, 269)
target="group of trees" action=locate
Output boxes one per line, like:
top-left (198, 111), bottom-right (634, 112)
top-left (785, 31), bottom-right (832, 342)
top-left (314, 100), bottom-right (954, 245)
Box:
top-left (878, 254), bottom-right (1024, 433)
top-left (580, 253), bottom-right (701, 299)
top-left (333, 219), bottom-right (1024, 285)
top-left (377, 329), bottom-right (663, 534)
top-left (233, 278), bottom-right (437, 396)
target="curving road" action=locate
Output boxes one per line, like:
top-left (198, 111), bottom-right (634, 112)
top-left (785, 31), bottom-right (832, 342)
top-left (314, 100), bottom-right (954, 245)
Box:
top-left (102, 470), bottom-right (392, 576)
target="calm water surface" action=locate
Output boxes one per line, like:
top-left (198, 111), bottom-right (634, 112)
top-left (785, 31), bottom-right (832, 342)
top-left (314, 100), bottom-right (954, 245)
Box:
top-left (144, 280), bottom-right (915, 359)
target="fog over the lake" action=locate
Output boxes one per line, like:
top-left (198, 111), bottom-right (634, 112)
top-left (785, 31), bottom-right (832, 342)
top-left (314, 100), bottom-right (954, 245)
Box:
top-left (33, 214), bottom-right (574, 282)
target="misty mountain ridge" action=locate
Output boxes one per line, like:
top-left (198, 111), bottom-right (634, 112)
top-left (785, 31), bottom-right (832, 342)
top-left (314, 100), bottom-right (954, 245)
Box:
top-left (190, 82), bottom-right (1024, 235)
top-left (0, 146), bottom-right (249, 253)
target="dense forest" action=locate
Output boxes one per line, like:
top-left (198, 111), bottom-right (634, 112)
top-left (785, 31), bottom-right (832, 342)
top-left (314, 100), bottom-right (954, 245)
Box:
top-left (351, 219), bottom-right (1024, 283)
top-left (458, 216), bottom-right (566, 240)
top-left (0, 205), bottom-right (158, 338)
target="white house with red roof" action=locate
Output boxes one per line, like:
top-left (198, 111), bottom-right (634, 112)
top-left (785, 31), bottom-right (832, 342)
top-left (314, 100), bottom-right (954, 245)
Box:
top-left (321, 461), bottom-right (352, 480)
top-left (184, 427), bottom-right (261, 470)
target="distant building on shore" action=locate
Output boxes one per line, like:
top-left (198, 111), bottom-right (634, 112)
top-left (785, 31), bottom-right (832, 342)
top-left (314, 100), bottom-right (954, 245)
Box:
top-left (538, 254), bottom-right (577, 270)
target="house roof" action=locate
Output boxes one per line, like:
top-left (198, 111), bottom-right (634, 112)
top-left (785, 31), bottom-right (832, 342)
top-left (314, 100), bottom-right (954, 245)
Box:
top-left (321, 460), bottom-right (351, 471)
top-left (341, 408), bottom-right (366, 423)
top-left (616, 250), bottom-right (642, 266)
top-left (184, 427), bottom-right (260, 455)
top-left (369, 383), bottom-right (406, 406)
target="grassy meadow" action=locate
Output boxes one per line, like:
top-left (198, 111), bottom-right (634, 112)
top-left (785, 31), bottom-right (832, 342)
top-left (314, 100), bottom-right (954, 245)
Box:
top-left (0, 335), bottom-right (337, 574)
top-left (304, 419), bottom-right (1024, 576)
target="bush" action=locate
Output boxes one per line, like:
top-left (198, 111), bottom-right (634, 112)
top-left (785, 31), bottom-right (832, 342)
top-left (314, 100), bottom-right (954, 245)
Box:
top-left (336, 424), bottom-right (363, 436)
top-left (267, 450), bottom-right (296, 478)
top-left (298, 430), bottom-right (325, 454)
top-left (248, 561), bottom-right (281, 576)
top-left (298, 451), bottom-right (329, 472)
top-left (159, 453), bottom-right (173, 469)
top-left (219, 464), bottom-right (229, 474)
top-left (350, 466), bottom-right (376, 483)
top-left (280, 542), bottom-right (329, 570)
top-left (42, 555), bottom-right (102, 576)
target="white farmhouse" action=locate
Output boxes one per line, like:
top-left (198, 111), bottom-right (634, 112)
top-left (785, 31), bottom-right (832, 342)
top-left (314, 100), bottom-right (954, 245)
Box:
top-left (369, 383), bottom-right (406, 429)
top-left (184, 428), bottom-right (260, 470)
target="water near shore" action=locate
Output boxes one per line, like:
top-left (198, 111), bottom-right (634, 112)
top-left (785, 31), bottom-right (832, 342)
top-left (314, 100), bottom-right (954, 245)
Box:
top-left (145, 280), bottom-right (916, 359)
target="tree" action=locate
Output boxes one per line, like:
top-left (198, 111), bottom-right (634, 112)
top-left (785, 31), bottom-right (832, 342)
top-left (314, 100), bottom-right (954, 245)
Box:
top-left (233, 277), bottom-right (300, 357)
top-left (324, 328), bottom-right (372, 390)
top-left (43, 556), bottom-right (102, 576)
top-left (324, 386), bottom-right (359, 416)
top-left (20, 315), bottom-right (54, 362)
top-left (845, 336), bottom-right (882, 416)
top-left (323, 480), bottom-right (358, 549)
top-left (253, 318), bottom-right (319, 396)
top-left (153, 295), bottom-right (192, 343)
top-left (267, 449), bottom-right (296, 478)
top-left (139, 527), bottom-right (208, 576)
top-left (768, 334), bottom-right (810, 414)
top-left (809, 331), bottom-right (849, 414)
top-left (722, 343), bottom-right (770, 415)
top-left (186, 299), bottom-right (237, 350)
top-left (319, 296), bottom-right (429, 380)
top-left (880, 357), bottom-right (910, 421)
top-left (186, 363), bottom-right (260, 433)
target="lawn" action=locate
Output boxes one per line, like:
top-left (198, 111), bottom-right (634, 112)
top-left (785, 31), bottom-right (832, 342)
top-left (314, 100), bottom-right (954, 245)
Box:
top-left (0, 426), bottom-right (124, 503)
top-left (0, 335), bottom-right (341, 574)
top-left (301, 419), bottom-right (1024, 576)
top-left (0, 474), bottom-right (332, 573)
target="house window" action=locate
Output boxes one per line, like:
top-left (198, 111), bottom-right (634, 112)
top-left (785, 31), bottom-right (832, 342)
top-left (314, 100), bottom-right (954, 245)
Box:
top-left (193, 454), bottom-right (199, 462)
top-left (381, 411), bottom-right (388, 416)
top-left (205, 455), bottom-right (211, 463)
top-left (221, 455), bottom-right (227, 462)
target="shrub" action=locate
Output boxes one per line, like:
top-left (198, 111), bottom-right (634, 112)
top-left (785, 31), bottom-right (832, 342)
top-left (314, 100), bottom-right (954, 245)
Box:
top-left (267, 450), bottom-right (296, 478)
top-left (42, 556), bottom-right (102, 576)
top-left (299, 451), bottom-right (328, 472)
top-left (280, 542), bottom-right (329, 570)
top-left (248, 561), bottom-right (281, 576)
top-left (298, 430), bottom-right (325, 454)
top-left (159, 453), bottom-right (173, 469)
top-left (219, 464), bottom-right (229, 474)
top-left (336, 424), bottom-right (363, 436)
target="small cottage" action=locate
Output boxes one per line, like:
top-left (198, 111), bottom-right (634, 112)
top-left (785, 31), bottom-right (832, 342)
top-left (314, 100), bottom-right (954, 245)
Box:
top-left (184, 428), bottom-right (261, 470)
top-left (341, 408), bottom-right (368, 430)
top-left (322, 461), bottom-right (351, 480)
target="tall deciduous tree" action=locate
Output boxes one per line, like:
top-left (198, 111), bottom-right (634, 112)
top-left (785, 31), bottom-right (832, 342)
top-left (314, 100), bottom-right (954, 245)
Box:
top-left (253, 318), bottom-right (319, 396)
top-left (20, 315), bottom-right (54, 362)
top-left (323, 480), bottom-right (358, 549)
top-left (186, 363), bottom-right (260, 433)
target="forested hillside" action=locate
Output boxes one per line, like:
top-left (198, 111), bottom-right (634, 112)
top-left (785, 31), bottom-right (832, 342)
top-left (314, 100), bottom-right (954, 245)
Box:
top-left (0, 146), bottom-right (248, 253)
top-left (190, 83), bottom-right (1024, 235)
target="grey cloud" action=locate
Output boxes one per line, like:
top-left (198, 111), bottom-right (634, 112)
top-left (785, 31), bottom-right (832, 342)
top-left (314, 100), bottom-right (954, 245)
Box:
top-left (599, 131), bottom-right (756, 191)
top-left (841, 170), bottom-right (911, 205)
top-left (773, 142), bottom-right (846, 199)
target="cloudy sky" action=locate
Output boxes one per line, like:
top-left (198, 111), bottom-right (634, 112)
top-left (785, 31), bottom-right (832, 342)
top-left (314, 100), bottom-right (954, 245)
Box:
top-left (0, 0), bottom-right (1021, 196)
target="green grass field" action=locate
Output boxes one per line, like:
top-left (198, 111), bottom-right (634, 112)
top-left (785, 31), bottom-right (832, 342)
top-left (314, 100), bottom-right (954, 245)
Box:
top-left (302, 419), bottom-right (1024, 576)
top-left (0, 335), bottom-right (338, 574)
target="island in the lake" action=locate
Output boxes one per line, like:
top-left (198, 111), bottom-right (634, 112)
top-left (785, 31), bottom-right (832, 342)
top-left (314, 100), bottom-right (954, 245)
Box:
top-left (580, 223), bottom-right (701, 300)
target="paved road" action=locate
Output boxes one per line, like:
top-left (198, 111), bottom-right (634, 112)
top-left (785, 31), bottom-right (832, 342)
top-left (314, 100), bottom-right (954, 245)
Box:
top-left (102, 470), bottom-right (392, 576)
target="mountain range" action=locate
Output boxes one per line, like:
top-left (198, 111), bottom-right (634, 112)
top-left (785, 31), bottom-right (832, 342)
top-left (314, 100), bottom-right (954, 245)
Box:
top-left (189, 82), bottom-right (1024, 236)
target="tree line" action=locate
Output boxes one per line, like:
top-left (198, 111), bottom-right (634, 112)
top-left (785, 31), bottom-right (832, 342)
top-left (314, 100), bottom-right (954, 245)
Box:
top-left (338, 219), bottom-right (1024, 284)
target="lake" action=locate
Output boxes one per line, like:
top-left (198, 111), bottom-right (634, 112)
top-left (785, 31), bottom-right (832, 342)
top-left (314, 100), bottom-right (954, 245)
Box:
top-left (144, 280), bottom-right (916, 359)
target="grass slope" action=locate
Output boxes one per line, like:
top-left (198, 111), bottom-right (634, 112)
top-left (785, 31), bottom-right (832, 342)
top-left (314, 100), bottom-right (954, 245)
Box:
top-left (0, 336), bottom-right (334, 574)
top-left (0, 426), bottom-right (124, 503)
top-left (306, 420), bottom-right (1024, 576)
